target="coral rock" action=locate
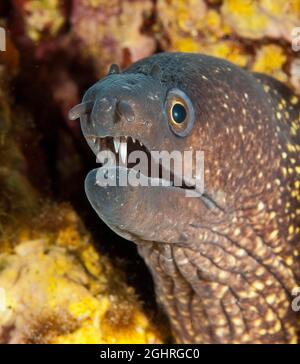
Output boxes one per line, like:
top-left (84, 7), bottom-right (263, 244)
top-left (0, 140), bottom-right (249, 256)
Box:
top-left (0, 204), bottom-right (163, 344)
top-left (221, 0), bottom-right (300, 41)
top-left (71, 0), bottom-right (156, 73)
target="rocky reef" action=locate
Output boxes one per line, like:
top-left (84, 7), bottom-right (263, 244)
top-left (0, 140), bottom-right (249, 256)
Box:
top-left (0, 30), bottom-right (164, 344)
top-left (0, 0), bottom-right (299, 343)
top-left (0, 203), bottom-right (163, 343)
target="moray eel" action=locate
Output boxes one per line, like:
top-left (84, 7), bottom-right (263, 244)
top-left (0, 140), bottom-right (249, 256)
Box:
top-left (69, 52), bottom-right (300, 344)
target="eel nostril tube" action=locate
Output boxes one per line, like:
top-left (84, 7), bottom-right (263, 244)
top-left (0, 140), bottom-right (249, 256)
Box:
top-left (108, 64), bottom-right (120, 75)
top-left (68, 101), bottom-right (94, 120)
top-left (116, 100), bottom-right (135, 122)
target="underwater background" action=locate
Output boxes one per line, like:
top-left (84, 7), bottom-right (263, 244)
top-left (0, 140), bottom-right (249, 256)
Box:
top-left (0, 0), bottom-right (299, 343)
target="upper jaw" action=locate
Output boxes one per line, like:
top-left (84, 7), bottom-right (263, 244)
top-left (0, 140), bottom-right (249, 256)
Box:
top-left (86, 134), bottom-right (147, 165)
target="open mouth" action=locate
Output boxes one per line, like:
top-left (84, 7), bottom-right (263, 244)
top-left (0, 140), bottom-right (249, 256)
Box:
top-left (86, 134), bottom-right (223, 211)
top-left (86, 134), bottom-right (196, 191)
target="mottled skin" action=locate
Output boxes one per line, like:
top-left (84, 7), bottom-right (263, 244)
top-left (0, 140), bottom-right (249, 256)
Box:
top-left (72, 53), bottom-right (300, 343)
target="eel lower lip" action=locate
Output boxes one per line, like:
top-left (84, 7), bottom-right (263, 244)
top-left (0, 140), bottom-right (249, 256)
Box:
top-left (95, 165), bottom-right (190, 191)
top-left (93, 165), bottom-right (222, 212)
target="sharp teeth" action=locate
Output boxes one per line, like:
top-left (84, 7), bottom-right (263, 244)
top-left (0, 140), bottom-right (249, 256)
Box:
top-left (120, 141), bottom-right (127, 163)
top-left (139, 141), bottom-right (143, 146)
top-left (132, 138), bottom-right (135, 143)
top-left (114, 137), bottom-right (120, 153)
top-left (96, 139), bottom-right (101, 151)
top-left (92, 137), bottom-right (96, 144)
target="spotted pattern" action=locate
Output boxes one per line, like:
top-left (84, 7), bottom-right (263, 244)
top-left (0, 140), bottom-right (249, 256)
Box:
top-left (82, 53), bottom-right (300, 343)
top-left (133, 56), bottom-right (300, 343)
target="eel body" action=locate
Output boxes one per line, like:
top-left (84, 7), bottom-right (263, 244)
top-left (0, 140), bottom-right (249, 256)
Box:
top-left (70, 52), bottom-right (300, 343)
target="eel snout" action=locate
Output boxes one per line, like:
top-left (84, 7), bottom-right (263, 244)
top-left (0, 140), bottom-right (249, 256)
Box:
top-left (68, 101), bottom-right (93, 121)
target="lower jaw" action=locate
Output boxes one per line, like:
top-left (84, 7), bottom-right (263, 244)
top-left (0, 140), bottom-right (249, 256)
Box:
top-left (94, 165), bottom-right (201, 196)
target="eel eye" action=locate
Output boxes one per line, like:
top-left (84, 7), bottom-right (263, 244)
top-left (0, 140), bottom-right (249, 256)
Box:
top-left (166, 89), bottom-right (195, 137)
top-left (171, 103), bottom-right (187, 124)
